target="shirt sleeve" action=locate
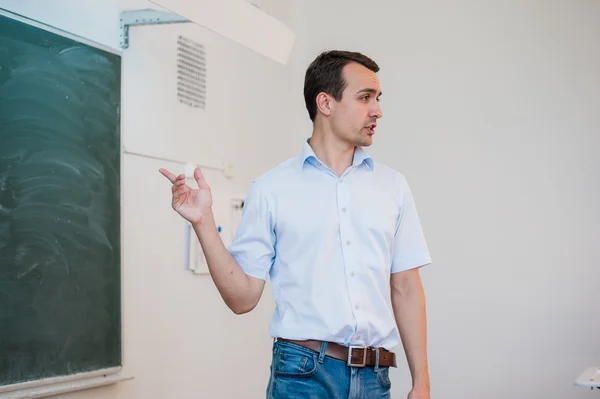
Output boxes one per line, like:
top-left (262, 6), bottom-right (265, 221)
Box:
top-left (226, 180), bottom-right (276, 281)
top-left (391, 174), bottom-right (432, 273)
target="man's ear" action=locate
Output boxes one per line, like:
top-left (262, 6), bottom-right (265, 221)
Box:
top-left (316, 92), bottom-right (332, 117)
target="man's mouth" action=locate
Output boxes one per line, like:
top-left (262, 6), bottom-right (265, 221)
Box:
top-left (365, 124), bottom-right (376, 135)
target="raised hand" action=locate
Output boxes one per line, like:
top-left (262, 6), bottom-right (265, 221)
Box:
top-left (159, 167), bottom-right (213, 224)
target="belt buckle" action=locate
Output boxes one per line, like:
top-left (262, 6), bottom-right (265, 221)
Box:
top-left (347, 346), bottom-right (367, 367)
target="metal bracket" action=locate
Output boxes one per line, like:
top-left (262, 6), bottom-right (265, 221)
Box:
top-left (119, 9), bottom-right (189, 49)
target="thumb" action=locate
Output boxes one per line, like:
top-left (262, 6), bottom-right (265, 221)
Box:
top-left (194, 167), bottom-right (210, 189)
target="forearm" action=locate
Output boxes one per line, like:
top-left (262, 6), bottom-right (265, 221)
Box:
top-left (391, 273), bottom-right (430, 389)
top-left (193, 212), bottom-right (258, 314)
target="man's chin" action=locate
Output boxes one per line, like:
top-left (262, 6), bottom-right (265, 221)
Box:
top-left (358, 137), bottom-right (373, 147)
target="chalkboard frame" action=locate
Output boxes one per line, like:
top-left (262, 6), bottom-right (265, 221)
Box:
top-left (0, 7), bottom-right (127, 397)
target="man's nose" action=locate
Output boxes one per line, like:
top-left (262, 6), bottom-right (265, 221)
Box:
top-left (371, 102), bottom-right (383, 119)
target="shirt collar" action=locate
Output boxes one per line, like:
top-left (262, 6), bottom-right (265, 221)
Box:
top-left (297, 139), bottom-right (374, 171)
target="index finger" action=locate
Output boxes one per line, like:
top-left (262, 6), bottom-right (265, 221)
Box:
top-left (159, 168), bottom-right (178, 183)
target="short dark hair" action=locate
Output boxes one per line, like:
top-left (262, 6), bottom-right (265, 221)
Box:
top-left (303, 50), bottom-right (380, 122)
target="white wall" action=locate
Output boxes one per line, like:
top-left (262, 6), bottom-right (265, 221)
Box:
top-left (3, 1), bottom-right (599, 398)
top-left (0, 0), bottom-right (309, 398)
top-left (296, 1), bottom-right (600, 398)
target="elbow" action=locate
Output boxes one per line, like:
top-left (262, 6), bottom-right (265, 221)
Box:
top-left (231, 305), bottom-right (251, 315)
top-left (229, 300), bottom-right (258, 315)
top-left (225, 276), bottom-right (264, 315)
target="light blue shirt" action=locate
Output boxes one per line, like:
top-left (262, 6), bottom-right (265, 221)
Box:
top-left (227, 139), bottom-right (432, 350)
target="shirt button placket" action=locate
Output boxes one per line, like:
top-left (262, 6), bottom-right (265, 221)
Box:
top-left (338, 174), bottom-right (360, 336)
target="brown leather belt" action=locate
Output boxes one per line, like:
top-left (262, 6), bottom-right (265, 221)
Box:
top-left (277, 338), bottom-right (397, 368)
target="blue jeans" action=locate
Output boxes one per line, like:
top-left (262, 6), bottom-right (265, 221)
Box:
top-left (266, 340), bottom-right (392, 399)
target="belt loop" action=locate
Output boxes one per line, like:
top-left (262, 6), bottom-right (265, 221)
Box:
top-left (318, 341), bottom-right (327, 363)
top-left (374, 348), bottom-right (380, 372)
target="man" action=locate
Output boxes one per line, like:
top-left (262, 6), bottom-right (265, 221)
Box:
top-left (160, 50), bottom-right (432, 399)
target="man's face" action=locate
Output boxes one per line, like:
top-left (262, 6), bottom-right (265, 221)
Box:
top-left (329, 62), bottom-right (383, 147)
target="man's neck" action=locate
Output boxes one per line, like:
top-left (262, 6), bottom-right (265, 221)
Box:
top-left (309, 126), bottom-right (355, 177)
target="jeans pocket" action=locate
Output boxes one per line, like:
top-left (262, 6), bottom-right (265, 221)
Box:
top-left (274, 345), bottom-right (319, 377)
top-left (377, 366), bottom-right (392, 389)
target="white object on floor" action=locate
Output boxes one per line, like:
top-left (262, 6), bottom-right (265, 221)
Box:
top-left (575, 367), bottom-right (600, 389)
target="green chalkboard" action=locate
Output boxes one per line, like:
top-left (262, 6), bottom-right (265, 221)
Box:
top-left (0, 11), bottom-right (121, 386)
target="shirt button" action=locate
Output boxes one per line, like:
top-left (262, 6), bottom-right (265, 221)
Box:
top-left (355, 304), bottom-right (359, 310)
top-left (341, 207), bottom-right (347, 213)
top-left (349, 271), bottom-right (355, 277)
top-left (346, 240), bottom-right (351, 245)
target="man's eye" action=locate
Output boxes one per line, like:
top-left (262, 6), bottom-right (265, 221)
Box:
top-left (361, 95), bottom-right (369, 101)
